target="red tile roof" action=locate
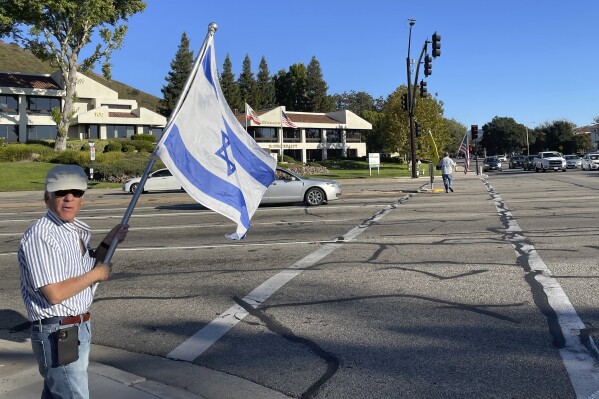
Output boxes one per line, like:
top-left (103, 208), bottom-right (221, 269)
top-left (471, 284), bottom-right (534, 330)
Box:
top-left (0, 72), bottom-right (61, 90)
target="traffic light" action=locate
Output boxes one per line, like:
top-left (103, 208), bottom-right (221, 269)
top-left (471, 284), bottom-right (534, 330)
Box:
top-left (401, 93), bottom-right (408, 111)
top-left (471, 125), bottom-right (479, 140)
top-left (419, 80), bottom-right (427, 98)
top-left (415, 123), bottom-right (422, 137)
top-left (424, 55), bottom-right (432, 77)
top-left (432, 32), bottom-right (441, 58)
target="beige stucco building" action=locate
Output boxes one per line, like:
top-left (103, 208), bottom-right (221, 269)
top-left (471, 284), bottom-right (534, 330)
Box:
top-left (0, 70), bottom-right (166, 143)
top-left (238, 106), bottom-right (372, 163)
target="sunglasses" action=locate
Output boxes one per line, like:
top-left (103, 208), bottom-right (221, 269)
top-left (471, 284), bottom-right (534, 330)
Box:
top-left (53, 189), bottom-right (85, 198)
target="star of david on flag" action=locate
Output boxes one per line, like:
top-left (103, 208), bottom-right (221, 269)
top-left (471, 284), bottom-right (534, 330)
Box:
top-left (156, 32), bottom-right (276, 240)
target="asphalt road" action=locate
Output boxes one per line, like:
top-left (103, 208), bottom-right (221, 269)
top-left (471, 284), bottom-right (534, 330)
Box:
top-left (1, 168), bottom-right (598, 398)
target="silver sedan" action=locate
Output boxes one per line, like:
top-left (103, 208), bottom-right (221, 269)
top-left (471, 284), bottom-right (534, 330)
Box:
top-left (123, 167), bottom-right (341, 206)
top-left (261, 167), bottom-right (341, 206)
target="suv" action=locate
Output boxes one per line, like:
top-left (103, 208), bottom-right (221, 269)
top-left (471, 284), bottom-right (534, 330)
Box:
top-left (534, 151), bottom-right (567, 172)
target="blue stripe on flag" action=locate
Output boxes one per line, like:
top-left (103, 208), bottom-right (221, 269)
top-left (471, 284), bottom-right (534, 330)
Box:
top-left (203, 45), bottom-right (218, 98)
top-left (221, 117), bottom-right (275, 188)
top-left (163, 124), bottom-right (250, 230)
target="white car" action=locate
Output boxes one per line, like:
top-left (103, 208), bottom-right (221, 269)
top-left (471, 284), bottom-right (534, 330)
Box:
top-left (581, 153), bottom-right (599, 170)
top-left (123, 168), bottom-right (183, 193)
top-left (123, 167), bottom-right (341, 206)
top-left (564, 155), bottom-right (582, 169)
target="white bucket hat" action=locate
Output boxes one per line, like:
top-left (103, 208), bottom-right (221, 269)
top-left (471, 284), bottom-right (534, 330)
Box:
top-left (45, 165), bottom-right (88, 192)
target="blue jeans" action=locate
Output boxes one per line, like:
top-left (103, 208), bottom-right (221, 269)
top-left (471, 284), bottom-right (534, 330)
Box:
top-left (30, 320), bottom-right (91, 399)
top-left (442, 173), bottom-right (453, 191)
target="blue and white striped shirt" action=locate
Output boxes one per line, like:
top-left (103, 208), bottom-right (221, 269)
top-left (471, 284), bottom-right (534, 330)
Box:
top-left (18, 210), bottom-right (96, 321)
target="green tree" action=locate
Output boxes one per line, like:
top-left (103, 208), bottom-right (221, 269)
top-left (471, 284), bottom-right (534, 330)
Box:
top-left (157, 32), bottom-right (193, 117)
top-left (256, 56), bottom-right (275, 109)
top-left (533, 120), bottom-right (576, 153)
top-left (446, 118), bottom-right (468, 154)
top-left (480, 117), bottom-right (527, 155)
top-left (0, 0), bottom-right (146, 150)
top-left (238, 54), bottom-right (257, 111)
top-left (382, 86), bottom-right (449, 161)
top-left (220, 53), bottom-right (241, 112)
top-left (275, 63), bottom-right (308, 111)
top-left (306, 56), bottom-right (333, 112)
top-left (332, 90), bottom-right (383, 117)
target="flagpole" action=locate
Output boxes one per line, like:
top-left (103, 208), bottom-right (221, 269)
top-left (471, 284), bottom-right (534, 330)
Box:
top-left (92, 22), bottom-right (219, 295)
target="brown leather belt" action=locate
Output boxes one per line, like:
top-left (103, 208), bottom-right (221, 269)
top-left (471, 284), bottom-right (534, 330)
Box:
top-left (39, 312), bottom-right (91, 325)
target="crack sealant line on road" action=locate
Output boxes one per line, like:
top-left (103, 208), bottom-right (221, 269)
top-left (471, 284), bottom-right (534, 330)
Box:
top-left (483, 179), bottom-right (599, 399)
top-left (166, 194), bottom-right (413, 362)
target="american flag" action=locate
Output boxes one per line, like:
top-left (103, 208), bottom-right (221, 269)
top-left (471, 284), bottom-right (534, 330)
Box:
top-left (459, 133), bottom-right (469, 174)
top-left (281, 110), bottom-right (297, 128)
top-left (245, 103), bottom-right (261, 125)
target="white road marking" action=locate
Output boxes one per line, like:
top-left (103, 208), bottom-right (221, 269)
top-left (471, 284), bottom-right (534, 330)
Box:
top-left (166, 195), bottom-right (411, 362)
top-left (484, 180), bottom-right (599, 399)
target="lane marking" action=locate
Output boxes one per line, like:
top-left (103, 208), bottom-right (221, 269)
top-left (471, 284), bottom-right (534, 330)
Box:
top-left (484, 179), bottom-right (599, 398)
top-left (166, 195), bottom-right (412, 361)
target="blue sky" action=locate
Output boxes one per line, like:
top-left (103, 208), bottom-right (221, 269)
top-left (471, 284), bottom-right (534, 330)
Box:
top-left (100, 0), bottom-right (599, 129)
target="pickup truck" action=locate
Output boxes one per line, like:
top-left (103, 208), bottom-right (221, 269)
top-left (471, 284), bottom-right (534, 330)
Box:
top-left (534, 151), bottom-right (567, 172)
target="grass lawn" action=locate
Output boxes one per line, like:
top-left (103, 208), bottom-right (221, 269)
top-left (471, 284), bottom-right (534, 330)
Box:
top-left (0, 161), bottom-right (433, 192)
top-left (0, 162), bottom-right (121, 192)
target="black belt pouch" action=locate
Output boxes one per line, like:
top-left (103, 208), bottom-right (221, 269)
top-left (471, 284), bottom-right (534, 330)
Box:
top-left (56, 325), bottom-right (79, 365)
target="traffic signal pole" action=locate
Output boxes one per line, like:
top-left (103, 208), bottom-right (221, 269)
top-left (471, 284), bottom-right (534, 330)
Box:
top-left (406, 20), bottom-right (440, 179)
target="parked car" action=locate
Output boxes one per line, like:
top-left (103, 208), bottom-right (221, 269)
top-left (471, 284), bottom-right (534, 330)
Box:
top-left (496, 154), bottom-right (508, 162)
top-left (564, 154), bottom-right (582, 169)
top-left (522, 155), bottom-right (537, 171)
top-left (123, 167), bottom-right (341, 206)
top-left (581, 153), bottom-right (599, 170)
top-left (123, 168), bottom-right (183, 194)
top-left (509, 155), bottom-right (526, 169)
top-left (483, 157), bottom-right (502, 172)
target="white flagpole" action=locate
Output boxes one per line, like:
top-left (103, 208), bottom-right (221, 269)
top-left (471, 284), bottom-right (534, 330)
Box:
top-left (92, 22), bottom-right (219, 295)
top-left (245, 103), bottom-right (248, 132)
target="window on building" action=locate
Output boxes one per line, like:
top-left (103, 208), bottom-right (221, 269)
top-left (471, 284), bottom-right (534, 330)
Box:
top-left (85, 125), bottom-right (99, 140)
top-left (27, 125), bottom-right (57, 140)
top-left (346, 130), bottom-right (363, 142)
top-left (251, 127), bottom-right (277, 142)
top-left (283, 128), bottom-right (300, 142)
top-left (106, 125), bottom-right (135, 138)
top-left (0, 124), bottom-right (19, 142)
top-left (150, 127), bottom-right (163, 137)
top-left (326, 129), bottom-right (341, 143)
top-left (305, 128), bottom-right (322, 142)
top-left (27, 97), bottom-right (61, 114)
top-left (101, 103), bottom-right (132, 110)
top-left (0, 95), bottom-right (18, 113)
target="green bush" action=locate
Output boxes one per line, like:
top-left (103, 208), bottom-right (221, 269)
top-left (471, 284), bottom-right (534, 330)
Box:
top-left (122, 144), bottom-right (136, 153)
top-left (318, 158), bottom-right (366, 170)
top-left (0, 143), bottom-right (53, 162)
top-left (42, 150), bottom-right (89, 166)
top-left (130, 134), bottom-right (156, 143)
top-left (105, 140), bottom-right (122, 152)
top-left (95, 151), bottom-right (125, 164)
top-left (92, 154), bottom-right (163, 183)
top-left (129, 139), bottom-right (155, 153)
top-left (25, 139), bottom-right (54, 148)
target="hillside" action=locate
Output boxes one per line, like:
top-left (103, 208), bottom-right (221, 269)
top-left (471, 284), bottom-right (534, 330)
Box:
top-left (0, 41), bottom-right (160, 112)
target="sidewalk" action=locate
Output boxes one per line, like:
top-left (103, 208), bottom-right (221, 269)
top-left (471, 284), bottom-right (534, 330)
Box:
top-left (0, 337), bottom-right (292, 399)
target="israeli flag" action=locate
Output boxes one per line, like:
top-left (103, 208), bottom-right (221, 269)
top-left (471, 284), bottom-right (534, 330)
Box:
top-left (156, 34), bottom-right (276, 240)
